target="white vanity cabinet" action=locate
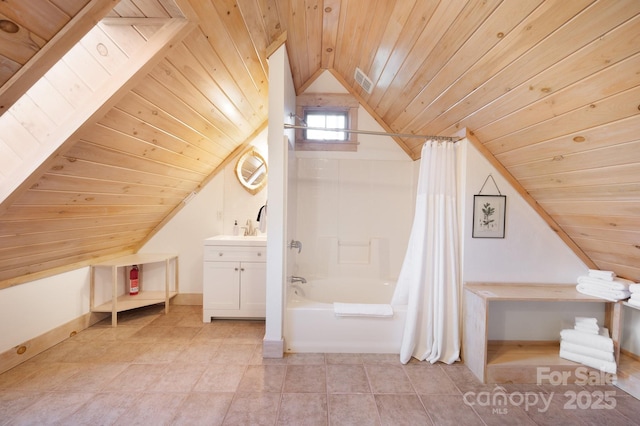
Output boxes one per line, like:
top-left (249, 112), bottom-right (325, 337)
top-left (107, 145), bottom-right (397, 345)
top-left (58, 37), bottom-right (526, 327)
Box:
top-left (203, 235), bottom-right (267, 322)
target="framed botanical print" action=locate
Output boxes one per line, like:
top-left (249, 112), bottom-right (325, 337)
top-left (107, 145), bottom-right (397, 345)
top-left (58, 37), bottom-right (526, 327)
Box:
top-left (472, 195), bottom-right (506, 238)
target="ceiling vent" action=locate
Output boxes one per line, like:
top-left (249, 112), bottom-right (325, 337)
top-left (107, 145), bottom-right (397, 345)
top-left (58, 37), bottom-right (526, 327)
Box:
top-left (354, 67), bottom-right (373, 94)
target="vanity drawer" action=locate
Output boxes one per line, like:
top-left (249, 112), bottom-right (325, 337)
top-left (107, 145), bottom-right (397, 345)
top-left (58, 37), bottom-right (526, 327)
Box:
top-left (204, 245), bottom-right (266, 262)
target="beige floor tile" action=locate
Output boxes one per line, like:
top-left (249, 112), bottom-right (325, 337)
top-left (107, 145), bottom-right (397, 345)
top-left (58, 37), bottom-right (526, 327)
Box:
top-left (328, 393), bottom-right (381, 426)
top-left (7, 392), bottom-right (94, 426)
top-left (361, 353), bottom-right (399, 364)
top-left (101, 363), bottom-right (166, 392)
top-left (327, 364), bottom-right (371, 393)
top-left (237, 364), bottom-right (286, 392)
top-left (375, 394), bottom-right (432, 425)
top-left (210, 343), bottom-right (258, 364)
top-left (56, 362), bottom-right (129, 391)
top-left (177, 340), bottom-right (223, 363)
top-left (420, 394), bottom-right (484, 425)
top-left (150, 362), bottom-right (207, 392)
top-left (0, 391), bottom-right (44, 422)
top-left (285, 353), bottom-right (325, 365)
top-left (5, 306), bottom-right (638, 425)
top-left (284, 365), bottom-right (326, 393)
top-left (193, 363), bottom-right (246, 392)
top-left (132, 341), bottom-right (185, 363)
top-left (112, 392), bottom-right (186, 426)
top-left (223, 392), bottom-right (280, 425)
top-left (12, 362), bottom-right (80, 391)
top-left (171, 392), bottom-right (234, 426)
top-left (60, 392), bottom-right (140, 425)
top-left (278, 393), bottom-right (328, 425)
top-left (365, 364), bottom-right (414, 394)
top-left (404, 363), bottom-right (460, 394)
top-left (325, 353), bottom-right (364, 364)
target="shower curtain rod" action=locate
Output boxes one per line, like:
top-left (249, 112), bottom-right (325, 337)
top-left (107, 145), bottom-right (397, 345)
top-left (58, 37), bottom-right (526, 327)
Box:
top-left (283, 123), bottom-right (462, 142)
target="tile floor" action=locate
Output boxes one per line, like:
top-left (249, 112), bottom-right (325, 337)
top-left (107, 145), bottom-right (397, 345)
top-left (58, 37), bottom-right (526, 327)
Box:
top-left (1, 304), bottom-right (639, 425)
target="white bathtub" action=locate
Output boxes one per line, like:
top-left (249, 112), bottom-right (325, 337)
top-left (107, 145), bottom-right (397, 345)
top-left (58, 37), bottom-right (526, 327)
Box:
top-left (284, 278), bottom-right (407, 354)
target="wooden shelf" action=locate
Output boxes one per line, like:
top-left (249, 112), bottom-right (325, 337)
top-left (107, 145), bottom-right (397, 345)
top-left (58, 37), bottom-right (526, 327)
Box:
top-left (486, 340), bottom-right (602, 384)
top-left (465, 282), bottom-right (606, 302)
top-left (91, 291), bottom-right (178, 313)
top-left (463, 282), bottom-right (616, 385)
top-left (617, 351), bottom-right (640, 399)
top-left (90, 253), bottom-right (179, 327)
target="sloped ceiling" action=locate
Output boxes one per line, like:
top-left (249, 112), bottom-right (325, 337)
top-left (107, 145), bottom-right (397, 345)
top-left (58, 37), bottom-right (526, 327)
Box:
top-left (0, 0), bottom-right (639, 288)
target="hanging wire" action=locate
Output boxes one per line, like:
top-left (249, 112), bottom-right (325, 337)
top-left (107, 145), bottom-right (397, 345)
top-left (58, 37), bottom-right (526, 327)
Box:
top-left (478, 174), bottom-right (502, 195)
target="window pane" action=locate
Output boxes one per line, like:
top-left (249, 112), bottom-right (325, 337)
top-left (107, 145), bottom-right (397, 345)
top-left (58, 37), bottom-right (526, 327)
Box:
top-left (305, 111), bottom-right (347, 141)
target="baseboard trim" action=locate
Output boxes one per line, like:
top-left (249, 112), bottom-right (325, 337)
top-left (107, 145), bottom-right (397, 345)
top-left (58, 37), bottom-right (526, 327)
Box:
top-left (0, 311), bottom-right (108, 375)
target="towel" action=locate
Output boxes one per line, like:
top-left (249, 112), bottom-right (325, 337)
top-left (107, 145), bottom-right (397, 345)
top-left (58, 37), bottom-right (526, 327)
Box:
top-left (574, 323), bottom-right (599, 335)
top-left (588, 269), bottom-right (616, 281)
top-left (577, 275), bottom-right (633, 291)
top-left (334, 302), bottom-right (393, 317)
top-left (559, 328), bottom-right (613, 353)
top-left (627, 297), bottom-right (640, 309)
top-left (256, 203), bottom-right (267, 233)
top-left (560, 341), bottom-right (615, 363)
top-left (576, 283), bottom-right (630, 301)
top-left (559, 348), bottom-right (617, 374)
top-left (575, 316), bottom-right (598, 326)
top-left (629, 284), bottom-right (640, 294)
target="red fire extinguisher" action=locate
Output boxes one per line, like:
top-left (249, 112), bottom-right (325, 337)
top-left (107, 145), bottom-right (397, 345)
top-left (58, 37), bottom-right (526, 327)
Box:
top-left (129, 265), bottom-right (139, 295)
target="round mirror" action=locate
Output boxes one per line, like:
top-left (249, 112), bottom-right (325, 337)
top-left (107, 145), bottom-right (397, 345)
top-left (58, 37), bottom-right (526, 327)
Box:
top-left (235, 149), bottom-right (268, 195)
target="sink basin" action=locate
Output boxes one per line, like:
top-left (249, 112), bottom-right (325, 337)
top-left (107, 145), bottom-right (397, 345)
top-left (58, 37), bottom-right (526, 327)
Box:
top-left (205, 235), bottom-right (267, 246)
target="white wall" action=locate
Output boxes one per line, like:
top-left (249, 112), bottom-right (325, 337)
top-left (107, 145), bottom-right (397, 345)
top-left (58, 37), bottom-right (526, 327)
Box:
top-left (0, 268), bottom-right (89, 353)
top-left (459, 141), bottom-right (601, 340)
top-left (139, 129), bottom-right (268, 294)
top-left (264, 43), bottom-right (297, 348)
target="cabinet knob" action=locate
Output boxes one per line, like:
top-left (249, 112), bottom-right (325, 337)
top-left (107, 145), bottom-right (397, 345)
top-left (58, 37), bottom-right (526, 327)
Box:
top-left (241, 268), bottom-right (245, 271)
top-left (235, 267), bottom-right (239, 271)
top-left (218, 252), bottom-right (223, 256)
top-left (257, 252), bottom-right (262, 257)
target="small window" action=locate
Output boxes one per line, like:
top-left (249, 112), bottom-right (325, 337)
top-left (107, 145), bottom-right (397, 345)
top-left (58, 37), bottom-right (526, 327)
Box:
top-left (295, 93), bottom-right (359, 152)
top-left (304, 110), bottom-right (348, 141)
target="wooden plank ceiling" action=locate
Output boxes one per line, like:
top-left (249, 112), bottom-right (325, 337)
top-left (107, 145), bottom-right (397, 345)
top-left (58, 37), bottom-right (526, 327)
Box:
top-left (0, 0), bottom-right (639, 287)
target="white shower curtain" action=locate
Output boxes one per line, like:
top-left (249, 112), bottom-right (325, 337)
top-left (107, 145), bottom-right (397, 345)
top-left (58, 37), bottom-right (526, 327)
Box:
top-left (392, 140), bottom-right (460, 364)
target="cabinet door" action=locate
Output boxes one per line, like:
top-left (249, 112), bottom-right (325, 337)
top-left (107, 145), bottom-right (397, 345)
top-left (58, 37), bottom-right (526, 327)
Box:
top-left (203, 261), bottom-right (240, 310)
top-left (240, 262), bottom-right (266, 314)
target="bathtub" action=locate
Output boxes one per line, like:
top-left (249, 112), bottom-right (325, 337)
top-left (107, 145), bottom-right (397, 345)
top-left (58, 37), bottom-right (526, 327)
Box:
top-left (284, 278), bottom-right (407, 353)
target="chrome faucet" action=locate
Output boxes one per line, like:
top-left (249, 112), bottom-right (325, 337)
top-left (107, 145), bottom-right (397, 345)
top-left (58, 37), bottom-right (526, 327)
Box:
top-left (288, 239), bottom-right (302, 253)
top-left (290, 275), bottom-right (307, 284)
top-left (244, 219), bottom-right (256, 236)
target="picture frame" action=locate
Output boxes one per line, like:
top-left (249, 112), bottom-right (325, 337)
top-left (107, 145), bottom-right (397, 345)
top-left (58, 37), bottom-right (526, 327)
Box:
top-left (472, 194), bottom-right (506, 238)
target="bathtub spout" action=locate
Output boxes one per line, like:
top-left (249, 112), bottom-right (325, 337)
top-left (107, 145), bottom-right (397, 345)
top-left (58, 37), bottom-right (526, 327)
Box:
top-left (290, 275), bottom-right (307, 284)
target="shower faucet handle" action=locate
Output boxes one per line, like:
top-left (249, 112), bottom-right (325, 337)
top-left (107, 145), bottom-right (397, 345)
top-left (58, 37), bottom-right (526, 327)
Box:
top-left (289, 239), bottom-right (302, 253)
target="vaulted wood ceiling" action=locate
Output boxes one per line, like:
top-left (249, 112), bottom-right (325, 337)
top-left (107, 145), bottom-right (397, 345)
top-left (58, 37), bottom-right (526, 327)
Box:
top-left (0, 0), bottom-right (639, 287)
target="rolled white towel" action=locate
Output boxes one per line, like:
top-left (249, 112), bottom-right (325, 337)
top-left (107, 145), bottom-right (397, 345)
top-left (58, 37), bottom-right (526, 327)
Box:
top-left (560, 328), bottom-right (613, 353)
top-left (627, 298), bottom-right (640, 309)
top-left (559, 348), bottom-right (616, 374)
top-left (334, 302), bottom-right (393, 317)
top-left (560, 341), bottom-right (615, 363)
top-left (576, 283), bottom-right (630, 301)
top-left (629, 284), bottom-right (640, 294)
top-left (574, 323), bottom-right (599, 335)
top-left (588, 269), bottom-right (616, 281)
top-left (577, 275), bottom-right (633, 291)
top-left (575, 316), bottom-right (598, 326)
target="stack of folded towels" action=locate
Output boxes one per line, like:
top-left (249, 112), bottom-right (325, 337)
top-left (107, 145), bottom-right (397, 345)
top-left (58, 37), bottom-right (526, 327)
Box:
top-left (576, 269), bottom-right (631, 301)
top-left (628, 284), bottom-right (640, 308)
top-left (559, 316), bottom-right (616, 374)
